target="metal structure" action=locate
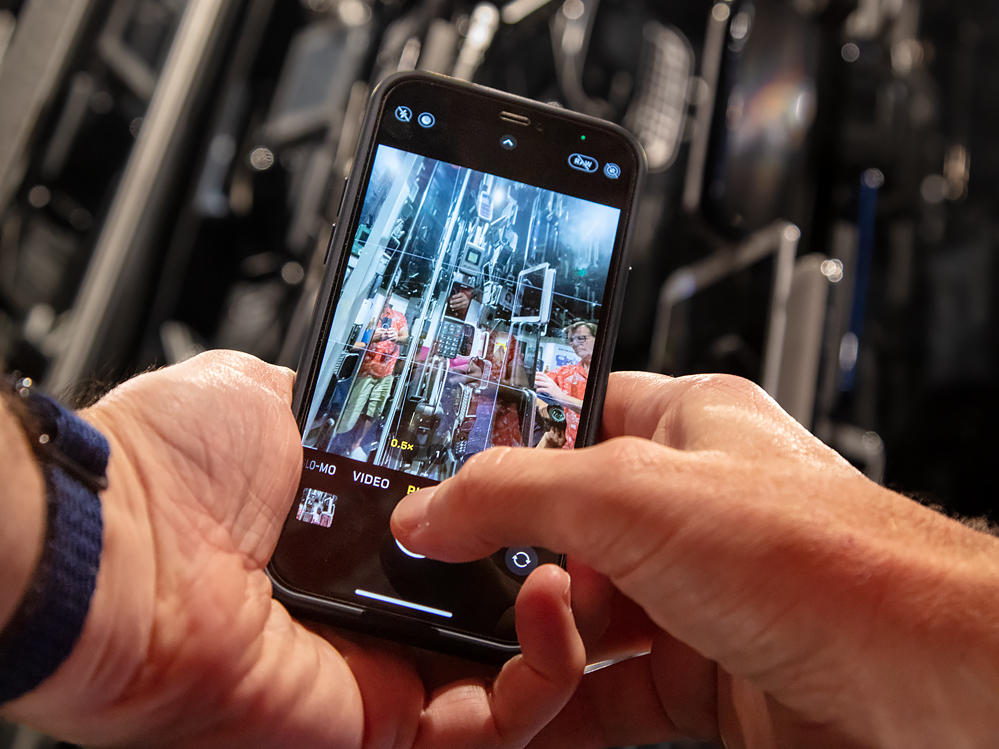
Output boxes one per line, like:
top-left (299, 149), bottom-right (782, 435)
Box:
top-left (45, 0), bottom-right (239, 392)
top-left (0, 0), bottom-right (104, 215)
top-left (648, 221), bottom-right (800, 399)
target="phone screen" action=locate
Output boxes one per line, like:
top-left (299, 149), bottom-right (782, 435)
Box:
top-left (270, 76), bottom-right (639, 648)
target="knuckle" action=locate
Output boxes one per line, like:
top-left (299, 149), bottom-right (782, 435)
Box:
top-left (459, 446), bottom-right (515, 477)
top-left (655, 374), bottom-right (768, 450)
top-left (191, 348), bottom-right (253, 369)
top-left (563, 440), bottom-right (678, 578)
top-left (188, 349), bottom-right (293, 404)
top-left (195, 348), bottom-right (276, 379)
top-left (445, 448), bottom-right (506, 510)
top-left (579, 437), bottom-right (667, 516)
top-left (690, 372), bottom-right (763, 400)
top-left (676, 373), bottom-right (774, 421)
top-left (598, 435), bottom-right (662, 472)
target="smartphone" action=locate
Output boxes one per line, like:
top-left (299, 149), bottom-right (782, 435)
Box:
top-left (267, 72), bottom-right (644, 662)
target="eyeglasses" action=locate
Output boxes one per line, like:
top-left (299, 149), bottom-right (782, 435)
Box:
top-left (568, 334), bottom-right (593, 344)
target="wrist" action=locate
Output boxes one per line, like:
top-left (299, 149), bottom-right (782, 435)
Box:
top-left (815, 487), bottom-right (999, 744)
top-left (2, 401), bottom-right (154, 741)
top-left (0, 378), bottom-right (112, 716)
top-left (890, 521), bottom-right (999, 744)
top-left (0, 400), bottom-right (46, 633)
top-left (558, 394), bottom-right (581, 410)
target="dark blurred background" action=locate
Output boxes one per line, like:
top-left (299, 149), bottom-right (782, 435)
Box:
top-left (1, 0), bottom-right (996, 746)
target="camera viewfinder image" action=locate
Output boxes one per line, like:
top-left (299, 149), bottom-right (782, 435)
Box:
top-left (303, 144), bottom-right (621, 481)
top-left (295, 487), bottom-right (338, 528)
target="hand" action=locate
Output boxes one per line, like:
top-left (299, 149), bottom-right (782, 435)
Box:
top-left (373, 328), bottom-right (401, 343)
top-left (3, 351), bottom-right (584, 748)
top-left (392, 372), bottom-right (999, 748)
top-left (534, 373), bottom-right (581, 412)
top-left (448, 290), bottom-right (471, 315)
top-left (535, 429), bottom-right (566, 450)
top-left (466, 357), bottom-right (484, 379)
top-left (533, 373), bottom-right (567, 403)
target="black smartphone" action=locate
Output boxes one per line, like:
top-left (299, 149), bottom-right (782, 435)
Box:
top-left (267, 72), bottom-right (644, 662)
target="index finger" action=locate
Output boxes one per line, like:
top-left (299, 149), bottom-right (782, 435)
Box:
top-left (391, 437), bottom-right (690, 581)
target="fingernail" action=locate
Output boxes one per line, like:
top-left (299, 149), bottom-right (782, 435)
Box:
top-left (392, 486), bottom-right (438, 537)
top-left (562, 571), bottom-right (573, 606)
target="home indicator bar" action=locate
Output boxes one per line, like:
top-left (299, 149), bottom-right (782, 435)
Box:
top-left (354, 589), bottom-right (454, 618)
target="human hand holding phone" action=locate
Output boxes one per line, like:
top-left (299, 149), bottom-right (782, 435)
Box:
top-left (534, 372), bottom-right (578, 409)
top-left (392, 371), bottom-right (999, 747)
top-left (2, 351), bottom-right (584, 748)
top-left (448, 289), bottom-right (472, 315)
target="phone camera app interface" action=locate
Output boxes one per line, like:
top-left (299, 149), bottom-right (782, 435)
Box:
top-left (279, 143), bottom-right (622, 635)
top-left (305, 145), bottom-right (619, 468)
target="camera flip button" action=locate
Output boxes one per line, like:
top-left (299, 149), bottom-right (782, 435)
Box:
top-left (505, 547), bottom-right (539, 576)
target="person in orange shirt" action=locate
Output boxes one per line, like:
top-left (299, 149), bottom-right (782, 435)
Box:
top-left (534, 320), bottom-right (596, 449)
top-left (335, 298), bottom-right (409, 460)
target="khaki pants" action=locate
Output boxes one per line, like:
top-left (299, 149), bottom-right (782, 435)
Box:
top-left (335, 374), bottom-right (395, 435)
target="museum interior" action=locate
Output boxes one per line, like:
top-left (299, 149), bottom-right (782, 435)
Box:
top-left (1, 0), bottom-right (997, 747)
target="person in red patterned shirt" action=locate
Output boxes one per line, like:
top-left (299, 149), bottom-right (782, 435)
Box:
top-left (335, 298), bottom-right (409, 460)
top-left (534, 320), bottom-right (596, 449)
